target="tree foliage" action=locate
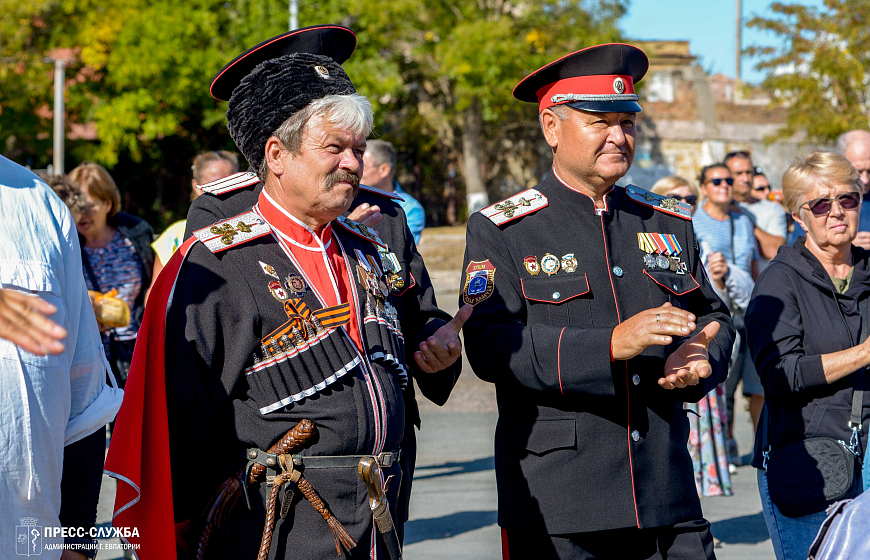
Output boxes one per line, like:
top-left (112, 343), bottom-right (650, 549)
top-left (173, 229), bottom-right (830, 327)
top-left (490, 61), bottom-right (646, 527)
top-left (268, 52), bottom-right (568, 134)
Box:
top-left (0, 0), bottom-right (626, 228)
top-left (746, 0), bottom-right (870, 143)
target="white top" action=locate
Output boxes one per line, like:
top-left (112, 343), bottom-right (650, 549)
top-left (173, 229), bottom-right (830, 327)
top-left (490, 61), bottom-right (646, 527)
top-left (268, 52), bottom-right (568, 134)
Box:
top-left (739, 199), bottom-right (788, 271)
top-left (0, 156), bottom-right (123, 558)
top-left (738, 199), bottom-right (788, 239)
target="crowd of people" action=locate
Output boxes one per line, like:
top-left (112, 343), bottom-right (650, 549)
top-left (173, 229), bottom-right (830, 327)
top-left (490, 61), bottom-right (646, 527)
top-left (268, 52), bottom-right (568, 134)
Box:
top-left (649, 133), bottom-right (870, 559)
top-left (1, 27), bottom-right (869, 560)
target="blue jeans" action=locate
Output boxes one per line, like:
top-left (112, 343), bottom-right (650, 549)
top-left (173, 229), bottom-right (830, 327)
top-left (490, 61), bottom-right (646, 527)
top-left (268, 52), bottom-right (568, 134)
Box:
top-left (757, 469), bottom-right (829, 560)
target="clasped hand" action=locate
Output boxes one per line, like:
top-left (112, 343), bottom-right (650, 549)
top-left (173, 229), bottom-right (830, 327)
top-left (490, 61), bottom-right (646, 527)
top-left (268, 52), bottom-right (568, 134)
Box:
top-left (611, 302), bottom-right (720, 390)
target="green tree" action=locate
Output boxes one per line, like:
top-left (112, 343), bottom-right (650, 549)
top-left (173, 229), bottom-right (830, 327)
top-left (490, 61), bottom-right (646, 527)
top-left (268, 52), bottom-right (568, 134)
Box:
top-left (341, 0), bottom-right (626, 216)
top-left (746, 0), bottom-right (870, 143)
top-left (0, 0), bottom-right (626, 228)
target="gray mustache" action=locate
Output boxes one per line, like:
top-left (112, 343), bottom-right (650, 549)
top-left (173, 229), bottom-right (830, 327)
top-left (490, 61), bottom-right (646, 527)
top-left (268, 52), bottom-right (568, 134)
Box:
top-left (326, 170), bottom-right (360, 190)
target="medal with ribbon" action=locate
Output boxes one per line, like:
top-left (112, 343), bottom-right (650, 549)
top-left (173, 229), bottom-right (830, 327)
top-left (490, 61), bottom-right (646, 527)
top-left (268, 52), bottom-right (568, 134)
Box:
top-left (637, 232), bottom-right (686, 275)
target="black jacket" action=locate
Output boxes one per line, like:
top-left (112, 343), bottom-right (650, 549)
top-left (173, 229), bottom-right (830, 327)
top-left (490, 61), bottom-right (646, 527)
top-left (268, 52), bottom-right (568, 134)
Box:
top-left (165, 218), bottom-right (406, 559)
top-left (183, 177), bottom-right (459, 533)
top-left (461, 172), bottom-right (734, 534)
top-left (747, 238), bottom-right (870, 469)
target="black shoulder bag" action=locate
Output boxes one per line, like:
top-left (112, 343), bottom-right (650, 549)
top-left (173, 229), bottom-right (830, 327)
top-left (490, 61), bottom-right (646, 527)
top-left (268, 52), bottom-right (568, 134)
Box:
top-left (762, 298), bottom-right (867, 517)
top-left (80, 245), bottom-right (135, 389)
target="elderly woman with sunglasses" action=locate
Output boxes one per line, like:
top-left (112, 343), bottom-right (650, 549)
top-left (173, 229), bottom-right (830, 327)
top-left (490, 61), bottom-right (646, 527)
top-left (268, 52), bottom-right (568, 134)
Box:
top-left (746, 151), bottom-right (870, 560)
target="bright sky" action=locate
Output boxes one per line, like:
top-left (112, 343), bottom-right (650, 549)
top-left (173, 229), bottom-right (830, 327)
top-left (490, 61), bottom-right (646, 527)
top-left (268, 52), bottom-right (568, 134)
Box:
top-left (619, 0), bottom-right (825, 85)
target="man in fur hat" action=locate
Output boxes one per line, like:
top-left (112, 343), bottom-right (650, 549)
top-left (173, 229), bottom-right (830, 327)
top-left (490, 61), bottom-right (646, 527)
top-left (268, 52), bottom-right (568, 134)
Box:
top-left (105, 30), bottom-right (467, 560)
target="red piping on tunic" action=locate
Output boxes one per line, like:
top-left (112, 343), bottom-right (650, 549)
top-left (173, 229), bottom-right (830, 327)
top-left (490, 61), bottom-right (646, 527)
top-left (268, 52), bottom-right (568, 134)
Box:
top-left (642, 269), bottom-right (700, 296)
top-left (520, 274), bottom-right (590, 303)
top-left (258, 190), bottom-right (363, 352)
top-left (557, 327), bottom-right (567, 395)
top-left (551, 167), bottom-right (613, 214)
top-left (598, 213), bottom-right (641, 528)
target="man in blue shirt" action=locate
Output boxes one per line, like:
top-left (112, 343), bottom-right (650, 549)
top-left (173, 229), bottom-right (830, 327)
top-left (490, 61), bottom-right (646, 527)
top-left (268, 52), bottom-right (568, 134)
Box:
top-left (361, 139), bottom-right (426, 244)
top-left (791, 130), bottom-right (870, 249)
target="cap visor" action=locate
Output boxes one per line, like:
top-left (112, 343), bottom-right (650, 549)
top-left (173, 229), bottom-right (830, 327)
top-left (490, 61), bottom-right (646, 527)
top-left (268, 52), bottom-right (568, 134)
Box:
top-left (565, 100), bottom-right (642, 113)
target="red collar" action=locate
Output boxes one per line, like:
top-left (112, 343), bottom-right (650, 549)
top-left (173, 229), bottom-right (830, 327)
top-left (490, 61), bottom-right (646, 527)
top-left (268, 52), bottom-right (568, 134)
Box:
top-left (258, 189), bottom-right (333, 250)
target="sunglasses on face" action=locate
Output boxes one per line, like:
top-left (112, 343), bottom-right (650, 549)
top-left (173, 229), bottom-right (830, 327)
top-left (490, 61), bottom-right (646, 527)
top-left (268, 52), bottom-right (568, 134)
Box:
top-left (801, 192), bottom-right (861, 216)
top-left (669, 195), bottom-right (698, 205)
top-left (706, 178), bottom-right (734, 186)
top-left (753, 185), bottom-right (771, 191)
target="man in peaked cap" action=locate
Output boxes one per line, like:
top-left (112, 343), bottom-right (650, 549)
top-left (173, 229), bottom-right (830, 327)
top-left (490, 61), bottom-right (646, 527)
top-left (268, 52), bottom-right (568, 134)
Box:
top-left (182, 25), bottom-right (467, 544)
top-left (460, 43), bottom-right (735, 559)
top-left (105, 30), bottom-right (467, 560)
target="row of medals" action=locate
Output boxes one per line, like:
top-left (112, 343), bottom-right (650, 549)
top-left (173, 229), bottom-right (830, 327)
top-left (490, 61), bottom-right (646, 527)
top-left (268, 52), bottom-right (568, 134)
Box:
top-left (643, 252), bottom-right (686, 275)
top-left (524, 253), bottom-right (578, 276)
top-left (356, 262), bottom-right (401, 331)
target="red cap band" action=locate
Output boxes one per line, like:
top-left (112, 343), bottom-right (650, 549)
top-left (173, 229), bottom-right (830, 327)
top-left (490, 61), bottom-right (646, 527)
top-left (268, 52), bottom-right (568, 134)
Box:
top-left (537, 74), bottom-right (635, 113)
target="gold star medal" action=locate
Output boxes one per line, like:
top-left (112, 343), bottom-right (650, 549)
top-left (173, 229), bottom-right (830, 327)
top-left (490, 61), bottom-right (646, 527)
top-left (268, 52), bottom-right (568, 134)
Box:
top-left (524, 256), bottom-right (540, 276)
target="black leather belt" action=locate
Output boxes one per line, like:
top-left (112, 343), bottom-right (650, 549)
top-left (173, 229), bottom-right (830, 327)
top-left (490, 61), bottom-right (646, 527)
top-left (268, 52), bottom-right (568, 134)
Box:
top-left (245, 448), bottom-right (401, 472)
top-left (291, 449), bottom-right (401, 469)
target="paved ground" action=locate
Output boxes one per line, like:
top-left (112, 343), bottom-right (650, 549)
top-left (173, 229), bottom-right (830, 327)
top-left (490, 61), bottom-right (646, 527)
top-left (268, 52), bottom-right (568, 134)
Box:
top-left (401, 269), bottom-right (775, 560)
top-left (93, 226), bottom-right (775, 558)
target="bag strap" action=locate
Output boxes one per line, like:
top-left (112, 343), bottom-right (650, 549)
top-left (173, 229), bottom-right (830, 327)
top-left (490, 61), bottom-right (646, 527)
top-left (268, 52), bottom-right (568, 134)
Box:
top-left (80, 243), bottom-right (103, 293)
top-left (729, 214), bottom-right (736, 265)
top-left (844, 296), bottom-right (870, 455)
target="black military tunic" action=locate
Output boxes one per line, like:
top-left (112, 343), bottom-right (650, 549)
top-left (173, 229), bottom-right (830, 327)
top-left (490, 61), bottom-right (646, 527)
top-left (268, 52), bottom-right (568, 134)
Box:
top-left (183, 173), bottom-right (458, 531)
top-left (166, 205), bottom-right (417, 559)
top-left (460, 170), bottom-right (734, 535)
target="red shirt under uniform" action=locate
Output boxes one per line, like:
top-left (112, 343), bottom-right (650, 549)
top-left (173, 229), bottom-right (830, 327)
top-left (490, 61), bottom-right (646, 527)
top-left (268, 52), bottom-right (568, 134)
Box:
top-left (257, 189), bottom-right (363, 352)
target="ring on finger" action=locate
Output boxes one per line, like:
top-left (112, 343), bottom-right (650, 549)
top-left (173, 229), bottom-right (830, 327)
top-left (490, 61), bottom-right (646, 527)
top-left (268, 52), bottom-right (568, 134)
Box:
top-left (655, 313), bottom-right (660, 323)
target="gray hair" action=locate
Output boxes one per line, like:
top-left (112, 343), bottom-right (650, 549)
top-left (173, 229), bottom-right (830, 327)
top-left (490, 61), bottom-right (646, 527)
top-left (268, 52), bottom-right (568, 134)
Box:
top-left (192, 150), bottom-right (239, 183)
top-left (836, 130), bottom-right (870, 156)
top-left (365, 139), bottom-right (396, 172)
top-left (258, 93), bottom-right (374, 180)
top-left (539, 104), bottom-right (571, 132)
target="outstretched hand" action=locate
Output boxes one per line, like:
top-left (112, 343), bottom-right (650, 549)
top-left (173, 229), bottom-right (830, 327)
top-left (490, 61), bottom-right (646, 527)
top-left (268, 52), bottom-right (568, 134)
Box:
top-left (0, 288), bottom-right (67, 355)
top-left (414, 304), bottom-right (473, 373)
top-left (660, 321), bottom-right (720, 390)
top-left (347, 203), bottom-right (382, 228)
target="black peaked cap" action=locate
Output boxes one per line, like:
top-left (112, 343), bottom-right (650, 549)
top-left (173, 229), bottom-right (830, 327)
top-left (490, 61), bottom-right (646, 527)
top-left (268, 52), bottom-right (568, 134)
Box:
top-left (226, 53), bottom-right (356, 173)
top-left (513, 43), bottom-right (649, 113)
top-left (211, 25), bottom-right (356, 101)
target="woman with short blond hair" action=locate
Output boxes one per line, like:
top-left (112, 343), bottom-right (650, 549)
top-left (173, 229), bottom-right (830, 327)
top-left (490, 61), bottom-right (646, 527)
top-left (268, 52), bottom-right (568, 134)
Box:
top-left (746, 151), bottom-right (870, 560)
top-left (651, 175), bottom-right (699, 211)
top-left (69, 162), bottom-right (154, 388)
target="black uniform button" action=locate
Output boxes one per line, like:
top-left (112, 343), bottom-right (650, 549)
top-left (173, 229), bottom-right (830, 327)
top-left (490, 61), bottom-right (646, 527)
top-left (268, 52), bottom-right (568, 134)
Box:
top-left (631, 430), bottom-right (640, 442)
top-left (612, 266), bottom-right (624, 277)
top-left (632, 374), bottom-right (640, 386)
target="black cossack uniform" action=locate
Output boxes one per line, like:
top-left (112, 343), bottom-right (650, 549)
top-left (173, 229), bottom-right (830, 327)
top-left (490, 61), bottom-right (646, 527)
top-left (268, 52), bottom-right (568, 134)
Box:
top-left (184, 175), bottom-right (459, 533)
top-left (461, 171), bottom-right (735, 536)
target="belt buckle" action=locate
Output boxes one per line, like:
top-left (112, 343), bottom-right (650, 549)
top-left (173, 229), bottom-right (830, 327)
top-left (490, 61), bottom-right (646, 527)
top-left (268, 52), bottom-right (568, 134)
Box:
top-left (377, 452), bottom-right (393, 468)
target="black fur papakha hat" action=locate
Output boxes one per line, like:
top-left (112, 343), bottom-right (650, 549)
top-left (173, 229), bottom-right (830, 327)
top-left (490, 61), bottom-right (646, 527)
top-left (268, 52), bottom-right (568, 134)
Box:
top-left (225, 53), bottom-right (356, 173)
top-left (210, 25), bottom-right (356, 102)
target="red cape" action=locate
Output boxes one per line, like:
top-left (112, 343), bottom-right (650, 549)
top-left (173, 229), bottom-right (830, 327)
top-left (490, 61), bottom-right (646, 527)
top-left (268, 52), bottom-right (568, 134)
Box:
top-left (104, 236), bottom-right (198, 560)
